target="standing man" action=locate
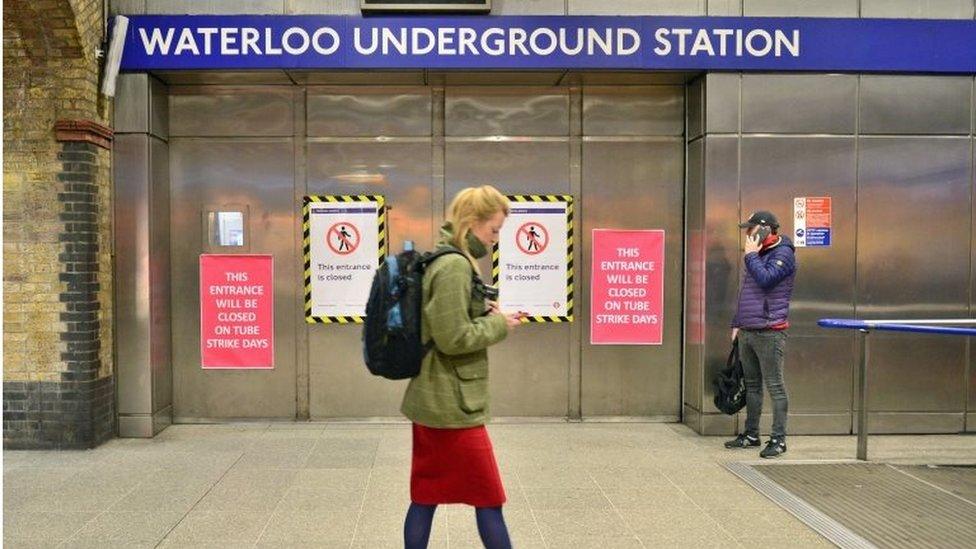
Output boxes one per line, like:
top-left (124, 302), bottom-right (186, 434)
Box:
top-left (725, 211), bottom-right (797, 458)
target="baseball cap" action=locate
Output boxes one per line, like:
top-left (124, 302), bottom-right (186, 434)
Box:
top-left (738, 210), bottom-right (779, 229)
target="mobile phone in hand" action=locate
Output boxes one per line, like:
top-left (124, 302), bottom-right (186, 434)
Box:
top-left (755, 225), bottom-right (771, 241)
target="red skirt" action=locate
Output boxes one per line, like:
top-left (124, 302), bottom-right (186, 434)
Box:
top-left (410, 423), bottom-right (507, 507)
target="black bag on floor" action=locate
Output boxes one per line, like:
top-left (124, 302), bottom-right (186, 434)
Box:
top-left (713, 338), bottom-right (746, 415)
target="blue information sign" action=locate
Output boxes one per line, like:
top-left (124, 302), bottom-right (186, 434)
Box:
top-left (804, 228), bottom-right (831, 247)
top-left (119, 15), bottom-right (976, 73)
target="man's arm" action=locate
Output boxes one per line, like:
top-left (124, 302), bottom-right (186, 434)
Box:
top-left (744, 248), bottom-right (795, 290)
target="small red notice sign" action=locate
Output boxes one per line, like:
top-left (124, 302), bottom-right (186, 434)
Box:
top-left (590, 230), bottom-right (665, 345)
top-left (200, 254), bottom-right (274, 369)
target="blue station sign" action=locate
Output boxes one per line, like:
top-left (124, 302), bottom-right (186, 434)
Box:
top-left (119, 15), bottom-right (976, 73)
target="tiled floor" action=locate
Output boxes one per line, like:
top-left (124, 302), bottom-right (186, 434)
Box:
top-left (4, 423), bottom-right (975, 548)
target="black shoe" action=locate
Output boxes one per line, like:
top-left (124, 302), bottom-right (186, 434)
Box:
top-left (724, 434), bottom-right (761, 449)
top-left (760, 437), bottom-right (787, 458)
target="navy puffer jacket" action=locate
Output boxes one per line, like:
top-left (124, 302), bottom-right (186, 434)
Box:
top-left (732, 236), bottom-right (797, 329)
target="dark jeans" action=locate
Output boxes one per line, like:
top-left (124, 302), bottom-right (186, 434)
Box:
top-left (739, 329), bottom-right (789, 439)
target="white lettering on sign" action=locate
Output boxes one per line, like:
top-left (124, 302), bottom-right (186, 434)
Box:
top-left (307, 198), bottom-right (384, 320)
top-left (654, 28), bottom-right (800, 57)
top-left (140, 25), bottom-right (800, 60)
top-left (591, 230), bottom-right (665, 345)
top-left (200, 255), bottom-right (274, 368)
top-left (497, 199), bottom-right (571, 319)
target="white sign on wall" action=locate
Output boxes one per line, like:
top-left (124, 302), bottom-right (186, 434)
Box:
top-left (793, 196), bottom-right (832, 248)
top-left (495, 195), bottom-right (573, 322)
top-left (304, 196), bottom-right (386, 323)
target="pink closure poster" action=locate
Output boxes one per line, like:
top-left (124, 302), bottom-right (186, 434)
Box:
top-left (200, 254), bottom-right (274, 369)
top-left (590, 230), bottom-right (665, 345)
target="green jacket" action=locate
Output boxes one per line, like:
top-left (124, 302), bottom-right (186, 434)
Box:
top-left (400, 224), bottom-right (509, 428)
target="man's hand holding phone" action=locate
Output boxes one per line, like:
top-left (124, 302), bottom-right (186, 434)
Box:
top-left (744, 232), bottom-right (762, 254)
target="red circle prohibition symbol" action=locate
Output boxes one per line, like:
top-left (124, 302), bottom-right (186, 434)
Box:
top-left (327, 222), bottom-right (361, 255)
top-left (516, 222), bottom-right (549, 255)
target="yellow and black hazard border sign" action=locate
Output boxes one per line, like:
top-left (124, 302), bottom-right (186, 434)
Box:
top-left (303, 195), bottom-right (387, 324)
top-left (492, 194), bottom-right (574, 323)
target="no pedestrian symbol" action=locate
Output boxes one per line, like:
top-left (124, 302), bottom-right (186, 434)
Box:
top-left (327, 223), bottom-right (360, 255)
top-left (517, 222), bottom-right (549, 255)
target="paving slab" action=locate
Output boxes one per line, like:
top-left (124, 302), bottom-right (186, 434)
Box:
top-left (4, 423), bottom-right (975, 548)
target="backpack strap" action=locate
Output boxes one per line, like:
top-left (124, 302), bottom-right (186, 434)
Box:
top-left (418, 245), bottom-right (480, 357)
top-left (419, 245), bottom-right (466, 268)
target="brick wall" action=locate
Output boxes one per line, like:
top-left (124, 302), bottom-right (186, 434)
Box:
top-left (3, 0), bottom-right (115, 448)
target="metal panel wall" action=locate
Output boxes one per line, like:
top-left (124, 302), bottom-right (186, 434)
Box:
top-left (698, 135), bottom-right (739, 434)
top-left (741, 75), bottom-right (857, 134)
top-left (581, 134), bottom-right (685, 418)
top-left (114, 135), bottom-right (152, 422)
top-left (687, 78), bottom-right (704, 141)
top-left (860, 0), bottom-right (975, 19)
top-left (150, 76), bottom-right (170, 139)
top-left (146, 0), bottom-right (286, 14)
top-left (446, 88), bottom-right (569, 136)
top-left (568, 0), bottom-right (703, 15)
top-left (694, 70), bottom-right (976, 436)
top-left (308, 88), bottom-right (432, 137)
top-left (150, 137), bottom-right (173, 427)
top-left (856, 137), bottom-right (972, 432)
top-left (743, 0), bottom-right (858, 17)
top-left (860, 76), bottom-right (973, 136)
top-left (684, 138), bottom-right (705, 419)
top-left (446, 140), bottom-right (573, 417)
top-left (740, 138), bottom-right (857, 333)
top-left (307, 140), bottom-right (433, 418)
top-left (170, 136), bottom-right (298, 419)
top-left (285, 0), bottom-right (358, 14)
top-left (740, 137), bottom-right (857, 431)
top-left (707, 0), bottom-right (742, 15)
top-left (490, 0), bottom-right (565, 15)
top-left (116, 75), bottom-right (150, 134)
top-left (704, 74), bottom-right (740, 135)
top-left (305, 88), bottom-right (433, 419)
top-left (971, 131), bottom-right (976, 432)
top-left (856, 139), bottom-right (971, 321)
top-left (163, 82), bottom-right (687, 422)
top-left (583, 86), bottom-right (684, 137)
top-left (444, 88), bottom-right (574, 417)
top-left (114, 73), bottom-right (173, 438)
top-left (169, 88), bottom-right (294, 137)
top-left (110, 0), bottom-right (145, 15)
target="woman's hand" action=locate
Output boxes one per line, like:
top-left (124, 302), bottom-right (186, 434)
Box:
top-left (486, 300), bottom-right (523, 329)
top-left (503, 312), bottom-right (525, 329)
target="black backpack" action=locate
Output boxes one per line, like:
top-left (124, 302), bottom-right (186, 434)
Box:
top-left (713, 338), bottom-right (746, 415)
top-left (362, 246), bottom-right (464, 380)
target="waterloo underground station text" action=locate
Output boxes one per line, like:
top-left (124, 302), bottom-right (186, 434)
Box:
top-left (123, 16), bottom-right (976, 73)
top-left (137, 24), bottom-right (801, 60)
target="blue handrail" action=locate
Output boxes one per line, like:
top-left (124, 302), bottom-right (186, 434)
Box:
top-left (817, 317), bottom-right (976, 461)
top-left (818, 319), bottom-right (976, 337)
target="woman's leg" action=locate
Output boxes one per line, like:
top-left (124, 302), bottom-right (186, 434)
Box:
top-left (475, 506), bottom-right (512, 549)
top-left (404, 503), bottom-right (438, 549)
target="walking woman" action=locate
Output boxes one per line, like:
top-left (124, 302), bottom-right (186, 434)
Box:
top-left (401, 185), bottom-right (523, 549)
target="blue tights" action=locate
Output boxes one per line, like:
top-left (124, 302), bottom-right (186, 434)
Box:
top-left (404, 503), bottom-right (512, 549)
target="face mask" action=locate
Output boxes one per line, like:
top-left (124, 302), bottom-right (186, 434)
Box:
top-left (465, 230), bottom-right (488, 259)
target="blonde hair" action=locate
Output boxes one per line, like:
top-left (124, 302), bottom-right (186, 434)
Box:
top-left (447, 185), bottom-right (510, 266)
